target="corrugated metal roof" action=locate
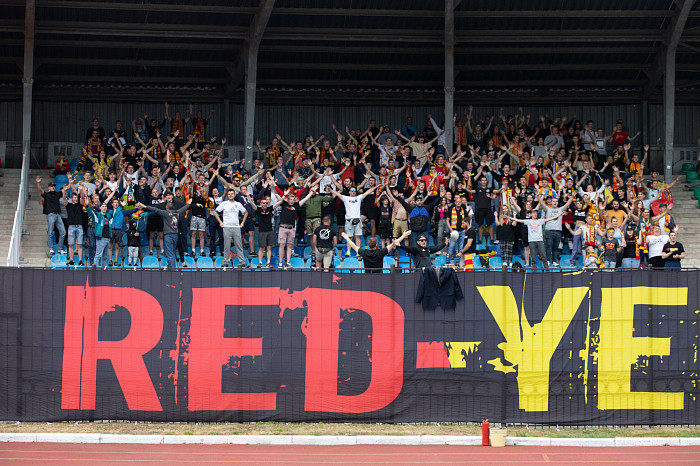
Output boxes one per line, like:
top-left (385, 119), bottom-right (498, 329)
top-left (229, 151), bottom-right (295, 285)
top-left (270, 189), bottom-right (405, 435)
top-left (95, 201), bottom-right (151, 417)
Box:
top-left (0, 0), bottom-right (697, 103)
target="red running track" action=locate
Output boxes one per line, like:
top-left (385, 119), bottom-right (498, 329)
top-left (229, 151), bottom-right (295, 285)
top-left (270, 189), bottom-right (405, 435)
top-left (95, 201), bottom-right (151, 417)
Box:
top-left (0, 444), bottom-right (698, 465)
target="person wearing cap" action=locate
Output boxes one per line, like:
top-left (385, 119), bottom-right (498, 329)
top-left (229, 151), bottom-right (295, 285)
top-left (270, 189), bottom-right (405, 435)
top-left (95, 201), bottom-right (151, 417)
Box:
top-left (621, 225), bottom-right (640, 269)
top-left (136, 191), bottom-right (191, 269)
top-left (395, 230), bottom-right (447, 269)
top-left (36, 176), bottom-right (67, 256)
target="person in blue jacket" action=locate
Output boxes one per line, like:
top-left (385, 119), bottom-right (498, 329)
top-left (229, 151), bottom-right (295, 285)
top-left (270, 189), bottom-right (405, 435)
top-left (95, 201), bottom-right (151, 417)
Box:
top-left (84, 189), bottom-right (117, 268)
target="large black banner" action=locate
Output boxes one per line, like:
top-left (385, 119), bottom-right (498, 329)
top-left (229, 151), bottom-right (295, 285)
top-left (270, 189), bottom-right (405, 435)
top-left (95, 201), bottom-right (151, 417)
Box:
top-left (0, 268), bottom-right (698, 425)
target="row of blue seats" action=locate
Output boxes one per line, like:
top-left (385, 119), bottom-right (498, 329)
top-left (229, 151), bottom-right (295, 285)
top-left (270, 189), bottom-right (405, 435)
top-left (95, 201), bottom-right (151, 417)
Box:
top-left (51, 251), bottom-right (583, 272)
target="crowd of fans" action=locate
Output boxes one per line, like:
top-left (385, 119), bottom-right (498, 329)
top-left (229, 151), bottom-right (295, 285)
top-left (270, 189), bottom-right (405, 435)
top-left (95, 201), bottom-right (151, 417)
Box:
top-left (39, 103), bottom-right (687, 270)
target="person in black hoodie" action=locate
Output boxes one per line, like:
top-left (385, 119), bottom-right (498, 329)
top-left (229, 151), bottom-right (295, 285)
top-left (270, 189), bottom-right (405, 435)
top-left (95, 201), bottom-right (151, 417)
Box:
top-left (125, 220), bottom-right (142, 267)
top-left (395, 230), bottom-right (447, 268)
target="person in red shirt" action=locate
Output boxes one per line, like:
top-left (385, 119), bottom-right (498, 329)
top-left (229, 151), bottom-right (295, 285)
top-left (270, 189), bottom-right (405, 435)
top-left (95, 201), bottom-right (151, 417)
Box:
top-left (611, 121), bottom-right (640, 150)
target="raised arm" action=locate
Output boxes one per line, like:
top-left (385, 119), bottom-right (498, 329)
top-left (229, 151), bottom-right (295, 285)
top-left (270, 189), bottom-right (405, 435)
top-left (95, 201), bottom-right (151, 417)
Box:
top-left (341, 231), bottom-right (361, 253)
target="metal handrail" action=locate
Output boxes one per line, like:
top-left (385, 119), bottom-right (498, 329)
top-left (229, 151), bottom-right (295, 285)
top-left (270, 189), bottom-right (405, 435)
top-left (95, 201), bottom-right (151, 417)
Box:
top-left (6, 144), bottom-right (30, 267)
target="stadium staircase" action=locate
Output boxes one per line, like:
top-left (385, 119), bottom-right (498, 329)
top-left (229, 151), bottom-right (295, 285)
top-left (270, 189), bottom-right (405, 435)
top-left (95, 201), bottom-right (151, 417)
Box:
top-left (0, 168), bottom-right (20, 265)
top-left (1, 168), bottom-right (54, 268)
top-left (675, 185), bottom-right (700, 268)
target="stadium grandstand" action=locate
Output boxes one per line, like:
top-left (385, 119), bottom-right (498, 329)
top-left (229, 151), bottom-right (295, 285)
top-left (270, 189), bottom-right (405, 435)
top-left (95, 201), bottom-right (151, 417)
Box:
top-left (1, 0), bottom-right (700, 432)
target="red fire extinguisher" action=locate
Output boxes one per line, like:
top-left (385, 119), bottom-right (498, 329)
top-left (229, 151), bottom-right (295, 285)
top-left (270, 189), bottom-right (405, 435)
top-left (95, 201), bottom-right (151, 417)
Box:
top-left (482, 417), bottom-right (490, 446)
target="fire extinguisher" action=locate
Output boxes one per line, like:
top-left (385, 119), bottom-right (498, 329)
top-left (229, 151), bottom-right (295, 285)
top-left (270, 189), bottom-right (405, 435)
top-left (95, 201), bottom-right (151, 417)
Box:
top-left (482, 417), bottom-right (490, 446)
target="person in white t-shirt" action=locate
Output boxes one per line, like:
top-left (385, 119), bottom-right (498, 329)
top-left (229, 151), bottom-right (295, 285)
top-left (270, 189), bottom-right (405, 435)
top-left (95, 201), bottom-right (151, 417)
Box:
top-left (329, 183), bottom-right (378, 257)
top-left (644, 224), bottom-right (678, 269)
top-left (211, 189), bottom-right (249, 267)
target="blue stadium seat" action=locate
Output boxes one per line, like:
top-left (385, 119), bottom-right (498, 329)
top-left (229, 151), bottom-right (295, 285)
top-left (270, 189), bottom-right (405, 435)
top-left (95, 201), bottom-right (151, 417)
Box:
top-left (342, 257), bottom-right (361, 273)
top-left (69, 158), bottom-right (80, 172)
top-left (142, 256), bottom-right (160, 269)
top-left (303, 246), bottom-right (313, 259)
top-left (181, 256), bottom-right (196, 269)
top-left (490, 256), bottom-right (503, 269)
top-left (289, 257), bottom-right (305, 269)
top-left (434, 255), bottom-right (446, 267)
top-left (196, 257), bottom-right (214, 269)
top-left (124, 258), bottom-right (141, 268)
top-left (382, 255), bottom-right (396, 273)
top-left (214, 256), bottom-right (224, 268)
top-left (50, 254), bottom-right (67, 268)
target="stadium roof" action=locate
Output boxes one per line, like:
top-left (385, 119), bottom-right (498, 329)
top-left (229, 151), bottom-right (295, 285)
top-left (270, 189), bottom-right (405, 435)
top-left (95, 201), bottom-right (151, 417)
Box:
top-left (1, 0), bottom-right (700, 104)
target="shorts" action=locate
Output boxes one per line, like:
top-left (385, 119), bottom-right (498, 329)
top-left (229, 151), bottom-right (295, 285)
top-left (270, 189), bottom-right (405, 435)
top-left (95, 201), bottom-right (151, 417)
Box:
top-left (305, 217), bottom-right (321, 237)
top-left (258, 230), bottom-right (275, 248)
top-left (241, 216), bottom-right (255, 234)
top-left (67, 224), bottom-right (83, 246)
top-left (393, 218), bottom-right (408, 238)
top-left (517, 223), bottom-right (529, 247)
top-left (364, 205), bottom-right (379, 221)
top-left (190, 215), bottom-right (206, 232)
top-left (278, 226), bottom-right (296, 245)
top-left (378, 221), bottom-right (392, 239)
top-left (315, 248), bottom-right (334, 267)
top-left (476, 208), bottom-right (493, 226)
top-left (147, 214), bottom-right (163, 233)
top-left (110, 228), bottom-right (123, 245)
top-left (345, 219), bottom-right (363, 237)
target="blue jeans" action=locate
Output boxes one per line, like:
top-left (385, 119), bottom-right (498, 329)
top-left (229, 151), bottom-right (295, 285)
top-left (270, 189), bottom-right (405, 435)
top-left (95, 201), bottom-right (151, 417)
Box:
top-left (621, 258), bottom-right (640, 269)
top-left (208, 216), bottom-right (223, 255)
top-left (447, 230), bottom-right (465, 264)
top-left (47, 213), bottom-right (65, 251)
top-left (87, 227), bottom-right (96, 264)
top-left (164, 233), bottom-right (178, 268)
top-left (544, 229), bottom-right (562, 263)
top-left (94, 237), bottom-right (109, 267)
top-left (604, 260), bottom-right (616, 269)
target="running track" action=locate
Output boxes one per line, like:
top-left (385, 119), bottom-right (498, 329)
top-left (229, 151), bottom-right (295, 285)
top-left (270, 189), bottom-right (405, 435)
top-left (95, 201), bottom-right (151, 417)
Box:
top-left (0, 444), bottom-right (698, 465)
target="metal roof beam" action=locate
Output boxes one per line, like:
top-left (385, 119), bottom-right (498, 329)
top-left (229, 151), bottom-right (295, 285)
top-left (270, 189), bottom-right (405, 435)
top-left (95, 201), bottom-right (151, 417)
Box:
top-left (643, 0), bottom-right (695, 98)
top-left (257, 78), bottom-right (643, 87)
top-left (34, 0), bottom-right (257, 14)
top-left (35, 57), bottom-right (227, 68)
top-left (34, 21), bottom-right (248, 39)
top-left (34, 74), bottom-right (228, 84)
top-left (32, 39), bottom-right (242, 51)
top-left (259, 44), bottom-right (659, 54)
top-left (262, 27), bottom-right (667, 42)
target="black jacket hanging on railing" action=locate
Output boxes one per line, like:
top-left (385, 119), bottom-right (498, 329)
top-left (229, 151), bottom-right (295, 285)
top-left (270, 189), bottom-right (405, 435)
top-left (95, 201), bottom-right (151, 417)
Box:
top-left (415, 267), bottom-right (464, 311)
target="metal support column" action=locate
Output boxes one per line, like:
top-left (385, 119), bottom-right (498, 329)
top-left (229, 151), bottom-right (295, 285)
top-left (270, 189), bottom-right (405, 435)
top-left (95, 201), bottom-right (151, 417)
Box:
top-left (243, 0), bottom-right (275, 167)
top-left (664, 52), bottom-right (675, 183)
top-left (641, 99), bottom-right (649, 147)
top-left (7, 0), bottom-right (35, 266)
top-left (444, 0), bottom-right (455, 155)
top-left (22, 0), bottom-right (35, 170)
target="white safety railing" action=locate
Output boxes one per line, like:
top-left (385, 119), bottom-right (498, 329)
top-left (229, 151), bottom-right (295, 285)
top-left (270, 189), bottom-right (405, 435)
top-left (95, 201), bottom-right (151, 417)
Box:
top-left (6, 143), bottom-right (30, 267)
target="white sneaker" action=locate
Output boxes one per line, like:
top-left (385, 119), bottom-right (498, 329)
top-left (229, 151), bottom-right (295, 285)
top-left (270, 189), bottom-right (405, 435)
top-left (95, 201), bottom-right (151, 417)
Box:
top-left (552, 261), bottom-right (559, 267)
